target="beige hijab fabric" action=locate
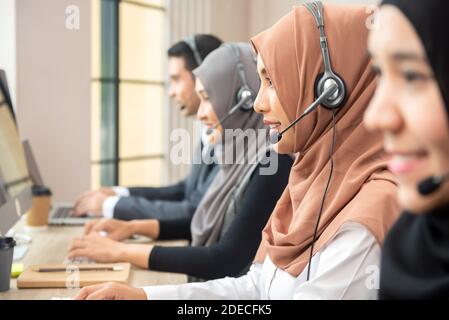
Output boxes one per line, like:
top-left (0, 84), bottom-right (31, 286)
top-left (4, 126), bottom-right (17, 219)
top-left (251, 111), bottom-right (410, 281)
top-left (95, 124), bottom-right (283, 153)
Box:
top-left (252, 4), bottom-right (400, 277)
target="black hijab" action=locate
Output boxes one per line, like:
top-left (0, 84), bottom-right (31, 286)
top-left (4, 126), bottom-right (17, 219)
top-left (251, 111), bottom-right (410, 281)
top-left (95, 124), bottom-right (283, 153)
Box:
top-left (379, 0), bottom-right (449, 300)
top-left (381, 0), bottom-right (449, 115)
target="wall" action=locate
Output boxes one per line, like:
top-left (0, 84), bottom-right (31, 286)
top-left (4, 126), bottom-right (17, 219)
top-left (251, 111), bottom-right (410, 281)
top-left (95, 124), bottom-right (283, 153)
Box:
top-left (16, 0), bottom-right (91, 202)
top-left (0, 0), bottom-right (17, 109)
top-left (209, 0), bottom-right (251, 42)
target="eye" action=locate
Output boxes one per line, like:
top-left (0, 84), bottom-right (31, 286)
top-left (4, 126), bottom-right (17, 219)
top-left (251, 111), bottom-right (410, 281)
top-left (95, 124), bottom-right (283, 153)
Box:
top-left (401, 70), bottom-right (430, 83)
top-left (266, 77), bottom-right (273, 88)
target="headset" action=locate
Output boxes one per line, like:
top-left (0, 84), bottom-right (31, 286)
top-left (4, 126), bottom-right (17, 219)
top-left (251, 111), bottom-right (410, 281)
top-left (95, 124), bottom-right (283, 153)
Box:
top-left (271, 1), bottom-right (346, 145)
top-left (303, 0), bottom-right (345, 282)
top-left (306, 1), bottom-right (346, 110)
top-left (207, 43), bottom-right (256, 135)
top-left (226, 43), bottom-right (256, 112)
top-left (174, 36), bottom-right (203, 112)
top-left (267, 2), bottom-right (346, 282)
top-left (184, 36), bottom-right (203, 67)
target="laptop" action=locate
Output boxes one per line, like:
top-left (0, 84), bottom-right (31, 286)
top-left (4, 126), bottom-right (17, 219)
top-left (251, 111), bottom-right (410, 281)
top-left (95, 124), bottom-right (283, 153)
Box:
top-left (22, 139), bottom-right (94, 226)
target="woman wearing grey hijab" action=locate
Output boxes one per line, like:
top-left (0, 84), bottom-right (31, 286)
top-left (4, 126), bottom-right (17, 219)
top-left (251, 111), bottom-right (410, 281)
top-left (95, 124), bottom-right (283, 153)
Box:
top-left (68, 43), bottom-right (293, 281)
top-left (191, 43), bottom-right (272, 248)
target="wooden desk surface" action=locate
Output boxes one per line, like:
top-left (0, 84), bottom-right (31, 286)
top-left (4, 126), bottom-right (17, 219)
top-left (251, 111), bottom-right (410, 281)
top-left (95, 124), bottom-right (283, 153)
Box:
top-left (0, 217), bottom-right (187, 300)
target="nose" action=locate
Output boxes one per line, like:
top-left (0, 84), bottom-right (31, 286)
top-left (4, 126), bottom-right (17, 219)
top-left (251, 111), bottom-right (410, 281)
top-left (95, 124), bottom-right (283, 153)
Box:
top-left (197, 102), bottom-right (208, 121)
top-left (253, 89), bottom-right (269, 114)
top-left (364, 81), bottom-right (403, 134)
top-left (168, 84), bottom-right (176, 98)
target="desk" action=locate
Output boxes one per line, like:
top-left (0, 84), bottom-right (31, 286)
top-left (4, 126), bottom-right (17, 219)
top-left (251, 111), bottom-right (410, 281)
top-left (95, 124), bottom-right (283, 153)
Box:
top-left (0, 218), bottom-right (188, 300)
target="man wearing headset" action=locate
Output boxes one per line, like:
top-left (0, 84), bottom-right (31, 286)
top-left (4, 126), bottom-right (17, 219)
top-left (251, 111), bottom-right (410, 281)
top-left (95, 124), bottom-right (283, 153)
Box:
top-left (72, 34), bottom-right (223, 221)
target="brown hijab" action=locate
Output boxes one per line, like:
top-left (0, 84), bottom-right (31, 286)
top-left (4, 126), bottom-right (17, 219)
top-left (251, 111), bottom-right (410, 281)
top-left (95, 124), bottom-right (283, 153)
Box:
top-left (252, 4), bottom-right (400, 277)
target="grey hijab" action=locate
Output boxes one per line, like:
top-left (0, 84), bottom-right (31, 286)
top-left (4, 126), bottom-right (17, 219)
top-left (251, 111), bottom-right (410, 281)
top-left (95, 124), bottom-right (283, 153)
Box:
top-left (191, 43), bottom-right (268, 246)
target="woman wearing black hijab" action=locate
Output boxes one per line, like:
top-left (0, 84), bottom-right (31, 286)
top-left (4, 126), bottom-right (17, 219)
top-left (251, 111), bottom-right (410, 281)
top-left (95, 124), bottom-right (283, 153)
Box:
top-left (364, 0), bottom-right (449, 299)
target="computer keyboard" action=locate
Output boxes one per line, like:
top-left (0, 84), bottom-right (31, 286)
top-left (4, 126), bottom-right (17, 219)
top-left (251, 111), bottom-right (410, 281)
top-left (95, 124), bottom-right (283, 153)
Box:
top-left (49, 205), bottom-right (94, 226)
top-left (52, 206), bottom-right (75, 219)
top-left (63, 256), bottom-right (97, 265)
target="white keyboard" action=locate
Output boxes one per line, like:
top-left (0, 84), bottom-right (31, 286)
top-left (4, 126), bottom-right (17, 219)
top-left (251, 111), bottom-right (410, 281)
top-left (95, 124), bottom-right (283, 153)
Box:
top-left (63, 256), bottom-right (97, 265)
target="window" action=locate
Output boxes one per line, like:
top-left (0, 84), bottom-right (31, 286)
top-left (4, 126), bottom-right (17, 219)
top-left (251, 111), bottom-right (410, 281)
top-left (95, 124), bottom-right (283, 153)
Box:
top-left (91, 0), bottom-right (166, 188)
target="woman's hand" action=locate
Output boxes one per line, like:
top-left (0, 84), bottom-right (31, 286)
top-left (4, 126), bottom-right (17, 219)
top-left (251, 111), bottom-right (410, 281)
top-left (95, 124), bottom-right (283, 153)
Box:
top-left (68, 233), bottom-right (126, 263)
top-left (68, 233), bottom-right (154, 268)
top-left (74, 282), bottom-right (147, 300)
top-left (84, 219), bottom-right (135, 241)
top-left (87, 219), bottom-right (161, 241)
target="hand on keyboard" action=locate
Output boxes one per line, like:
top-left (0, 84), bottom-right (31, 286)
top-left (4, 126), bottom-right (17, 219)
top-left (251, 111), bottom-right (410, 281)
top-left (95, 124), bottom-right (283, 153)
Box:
top-left (64, 231), bottom-right (107, 265)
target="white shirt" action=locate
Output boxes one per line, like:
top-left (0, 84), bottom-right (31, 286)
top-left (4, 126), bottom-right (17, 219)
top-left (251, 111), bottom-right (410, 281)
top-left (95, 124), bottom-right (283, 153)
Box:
top-left (102, 187), bottom-right (130, 218)
top-left (141, 222), bottom-right (381, 300)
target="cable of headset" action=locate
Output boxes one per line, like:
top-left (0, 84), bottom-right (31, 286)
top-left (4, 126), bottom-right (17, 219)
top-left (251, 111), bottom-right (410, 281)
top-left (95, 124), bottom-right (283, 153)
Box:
top-left (265, 1), bottom-right (346, 282)
top-left (306, 108), bottom-right (338, 282)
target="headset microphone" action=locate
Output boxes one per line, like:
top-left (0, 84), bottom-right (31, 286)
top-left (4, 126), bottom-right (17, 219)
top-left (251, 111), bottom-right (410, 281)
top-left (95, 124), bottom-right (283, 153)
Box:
top-left (206, 43), bottom-right (256, 136)
top-left (270, 82), bottom-right (339, 144)
top-left (206, 92), bottom-right (252, 135)
top-left (417, 172), bottom-right (449, 196)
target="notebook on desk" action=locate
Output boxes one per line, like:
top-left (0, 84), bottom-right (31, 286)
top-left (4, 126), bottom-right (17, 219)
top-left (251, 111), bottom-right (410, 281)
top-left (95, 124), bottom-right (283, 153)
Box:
top-left (16, 263), bottom-right (131, 289)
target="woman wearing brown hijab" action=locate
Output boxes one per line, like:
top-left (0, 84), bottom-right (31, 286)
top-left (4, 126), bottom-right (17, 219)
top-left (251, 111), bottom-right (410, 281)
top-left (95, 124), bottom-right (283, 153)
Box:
top-left (74, 3), bottom-right (400, 300)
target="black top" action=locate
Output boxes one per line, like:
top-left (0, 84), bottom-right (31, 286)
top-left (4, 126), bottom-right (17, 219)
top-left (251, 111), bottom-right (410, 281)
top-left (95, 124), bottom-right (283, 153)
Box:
top-left (112, 143), bottom-right (219, 221)
top-left (379, 205), bottom-right (449, 299)
top-left (148, 154), bottom-right (293, 280)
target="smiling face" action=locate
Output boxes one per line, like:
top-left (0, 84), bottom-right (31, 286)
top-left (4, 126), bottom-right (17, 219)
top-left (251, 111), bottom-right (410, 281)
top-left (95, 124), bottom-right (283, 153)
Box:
top-left (168, 56), bottom-right (200, 116)
top-left (364, 5), bottom-right (449, 214)
top-left (195, 78), bottom-right (223, 145)
top-left (253, 54), bottom-right (294, 154)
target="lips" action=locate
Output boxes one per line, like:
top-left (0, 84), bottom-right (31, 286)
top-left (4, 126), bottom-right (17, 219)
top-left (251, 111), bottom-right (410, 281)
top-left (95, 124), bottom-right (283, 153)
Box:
top-left (387, 150), bottom-right (428, 176)
top-left (200, 120), bottom-right (216, 129)
top-left (264, 119), bottom-right (282, 134)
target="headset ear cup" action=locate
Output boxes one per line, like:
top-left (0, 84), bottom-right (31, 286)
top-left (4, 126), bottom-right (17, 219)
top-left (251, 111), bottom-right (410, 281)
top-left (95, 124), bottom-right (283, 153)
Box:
top-left (315, 73), bottom-right (347, 110)
top-left (237, 87), bottom-right (255, 112)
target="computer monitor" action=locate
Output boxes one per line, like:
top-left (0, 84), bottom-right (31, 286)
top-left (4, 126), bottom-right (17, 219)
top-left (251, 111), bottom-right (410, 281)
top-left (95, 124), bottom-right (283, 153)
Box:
top-left (0, 69), bottom-right (15, 121)
top-left (0, 75), bottom-right (32, 235)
